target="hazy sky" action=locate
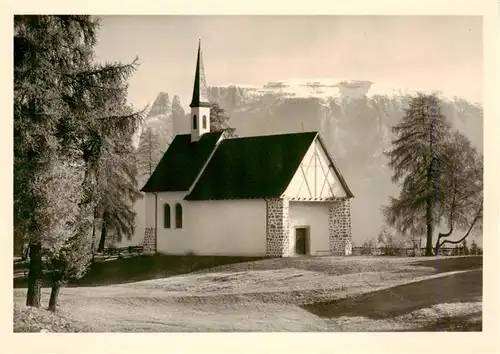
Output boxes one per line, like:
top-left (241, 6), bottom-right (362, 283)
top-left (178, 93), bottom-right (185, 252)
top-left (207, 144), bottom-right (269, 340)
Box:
top-left (94, 15), bottom-right (483, 110)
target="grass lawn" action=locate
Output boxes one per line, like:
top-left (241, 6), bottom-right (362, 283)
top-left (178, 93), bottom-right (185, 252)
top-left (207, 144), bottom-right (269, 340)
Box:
top-left (13, 255), bottom-right (482, 332)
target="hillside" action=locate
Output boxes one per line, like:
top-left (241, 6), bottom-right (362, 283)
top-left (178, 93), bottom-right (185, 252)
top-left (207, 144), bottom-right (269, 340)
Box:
top-left (14, 256), bottom-right (482, 332)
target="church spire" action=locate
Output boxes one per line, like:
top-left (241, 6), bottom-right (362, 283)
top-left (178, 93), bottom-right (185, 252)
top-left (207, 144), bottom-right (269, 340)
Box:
top-left (189, 39), bottom-right (211, 142)
top-left (190, 39), bottom-right (210, 108)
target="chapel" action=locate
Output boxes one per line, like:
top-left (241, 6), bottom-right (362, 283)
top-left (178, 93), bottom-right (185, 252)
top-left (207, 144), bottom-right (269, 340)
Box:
top-left (141, 40), bottom-right (354, 257)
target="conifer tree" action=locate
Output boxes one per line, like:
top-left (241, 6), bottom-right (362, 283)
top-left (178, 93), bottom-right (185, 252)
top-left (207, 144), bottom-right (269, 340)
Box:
top-left (434, 131), bottom-right (483, 254)
top-left (14, 15), bottom-right (143, 308)
top-left (469, 239), bottom-right (480, 255)
top-left (210, 101), bottom-right (238, 137)
top-left (136, 127), bottom-right (163, 184)
top-left (171, 94), bottom-right (185, 130)
top-left (135, 93), bottom-right (174, 185)
top-left (383, 93), bottom-right (451, 256)
top-left (95, 140), bottom-right (142, 252)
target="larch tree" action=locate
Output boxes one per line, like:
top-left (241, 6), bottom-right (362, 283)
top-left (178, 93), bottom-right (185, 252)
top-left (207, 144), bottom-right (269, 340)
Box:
top-left (376, 225), bottom-right (406, 256)
top-left (171, 94), bottom-right (185, 132)
top-left (210, 101), bottom-right (238, 137)
top-left (38, 157), bottom-right (92, 311)
top-left (14, 15), bottom-right (143, 309)
top-left (95, 138), bottom-right (143, 252)
top-left (14, 15), bottom-right (99, 307)
top-left (135, 94), bottom-right (174, 185)
top-left (383, 93), bottom-right (452, 256)
top-left (361, 238), bottom-right (376, 255)
top-left (434, 131), bottom-right (483, 254)
top-left (135, 127), bottom-right (163, 184)
top-left (469, 239), bottom-right (481, 255)
top-left (55, 28), bottom-right (142, 310)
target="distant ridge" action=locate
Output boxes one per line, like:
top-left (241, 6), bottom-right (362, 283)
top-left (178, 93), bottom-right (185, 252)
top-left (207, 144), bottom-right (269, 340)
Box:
top-left (208, 78), bottom-right (481, 104)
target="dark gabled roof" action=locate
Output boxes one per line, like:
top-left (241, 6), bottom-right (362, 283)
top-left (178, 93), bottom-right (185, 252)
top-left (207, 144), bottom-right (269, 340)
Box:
top-left (185, 132), bottom-right (318, 200)
top-left (141, 131), bottom-right (223, 193)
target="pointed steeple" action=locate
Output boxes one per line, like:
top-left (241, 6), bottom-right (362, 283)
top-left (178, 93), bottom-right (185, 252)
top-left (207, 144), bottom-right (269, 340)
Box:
top-left (190, 39), bottom-right (210, 108)
top-left (189, 40), bottom-right (211, 142)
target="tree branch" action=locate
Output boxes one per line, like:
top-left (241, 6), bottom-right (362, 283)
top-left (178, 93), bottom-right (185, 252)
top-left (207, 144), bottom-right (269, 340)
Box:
top-left (438, 206), bottom-right (482, 248)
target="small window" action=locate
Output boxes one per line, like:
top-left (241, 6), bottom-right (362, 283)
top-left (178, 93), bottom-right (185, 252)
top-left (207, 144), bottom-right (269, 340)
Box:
top-left (163, 204), bottom-right (171, 228)
top-left (175, 203), bottom-right (183, 229)
top-left (193, 114), bottom-right (197, 130)
top-left (202, 115), bottom-right (207, 129)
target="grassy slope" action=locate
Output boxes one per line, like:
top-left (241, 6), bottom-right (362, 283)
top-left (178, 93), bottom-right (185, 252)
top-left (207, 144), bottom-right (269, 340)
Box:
top-left (13, 255), bottom-right (482, 332)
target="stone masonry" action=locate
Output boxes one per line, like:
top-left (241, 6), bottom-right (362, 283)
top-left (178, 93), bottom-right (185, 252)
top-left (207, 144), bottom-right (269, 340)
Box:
top-left (143, 227), bottom-right (157, 253)
top-left (328, 199), bottom-right (352, 256)
top-left (266, 198), bottom-right (292, 257)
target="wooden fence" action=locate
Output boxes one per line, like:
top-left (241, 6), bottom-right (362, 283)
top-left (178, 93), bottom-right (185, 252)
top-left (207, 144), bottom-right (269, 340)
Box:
top-left (351, 246), bottom-right (477, 257)
top-left (99, 245), bottom-right (144, 258)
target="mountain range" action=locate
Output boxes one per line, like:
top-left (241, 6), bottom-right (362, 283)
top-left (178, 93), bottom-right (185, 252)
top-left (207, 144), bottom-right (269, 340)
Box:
top-left (127, 78), bottom-right (483, 247)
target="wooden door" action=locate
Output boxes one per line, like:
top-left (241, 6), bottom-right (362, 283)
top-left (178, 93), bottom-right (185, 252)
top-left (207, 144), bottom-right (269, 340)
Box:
top-left (295, 228), bottom-right (308, 255)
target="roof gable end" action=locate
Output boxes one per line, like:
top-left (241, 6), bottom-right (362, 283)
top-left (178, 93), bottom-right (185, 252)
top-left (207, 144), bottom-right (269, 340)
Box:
top-left (281, 134), bottom-right (354, 200)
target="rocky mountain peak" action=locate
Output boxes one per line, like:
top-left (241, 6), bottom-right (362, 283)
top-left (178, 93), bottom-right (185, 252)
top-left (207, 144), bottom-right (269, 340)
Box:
top-left (147, 92), bottom-right (171, 118)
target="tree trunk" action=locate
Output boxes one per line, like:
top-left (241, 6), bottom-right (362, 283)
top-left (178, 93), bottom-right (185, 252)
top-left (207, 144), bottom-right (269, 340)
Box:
top-left (436, 206), bottom-right (481, 253)
top-left (425, 196), bottom-right (434, 256)
top-left (91, 223), bottom-right (96, 262)
top-left (97, 219), bottom-right (107, 252)
top-left (48, 276), bottom-right (62, 312)
top-left (90, 207), bottom-right (100, 261)
top-left (435, 182), bottom-right (456, 256)
top-left (434, 236), bottom-right (442, 256)
top-left (26, 242), bottom-right (43, 307)
top-left (435, 227), bottom-right (453, 255)
top-left (424, 156), bottom-right (436, 257)
top-left (437, 213), bottom-right (480, 250)
top-left (22, 243), bottom-right (29, 261)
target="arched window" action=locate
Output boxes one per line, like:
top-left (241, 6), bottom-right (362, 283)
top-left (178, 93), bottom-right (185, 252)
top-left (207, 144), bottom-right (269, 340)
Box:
top-left (175, 203), bottom-right (183, 229)
top-left (192, 114), bottom-right (197, 130)
top-left (202, 115), bottom-right (207, 129)
top-left (163, 203), bottom-right (171, 228)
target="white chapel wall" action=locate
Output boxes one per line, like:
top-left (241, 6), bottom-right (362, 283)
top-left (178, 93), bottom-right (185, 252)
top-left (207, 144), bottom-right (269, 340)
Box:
top-left (154, 193), bottom-right (267, 256)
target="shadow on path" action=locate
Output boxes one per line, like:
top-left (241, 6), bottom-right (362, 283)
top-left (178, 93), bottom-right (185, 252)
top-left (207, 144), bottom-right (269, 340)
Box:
top-left (409, 256), bottom-right (482, 274)
top-left (301, 270), bottom-right (482, 320)
top-left (13, 254), bottom-right (264, 288)
top-left (411, 311), bottom-right (482, 332)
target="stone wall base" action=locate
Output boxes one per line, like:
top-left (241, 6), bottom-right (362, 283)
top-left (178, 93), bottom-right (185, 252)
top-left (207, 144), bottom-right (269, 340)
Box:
top-left (266, 198), bottom-right (291, 257)
top-left (328, 199), bottom-right (353, 256)
top-left (143, 227), bottom-right (156, 253)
